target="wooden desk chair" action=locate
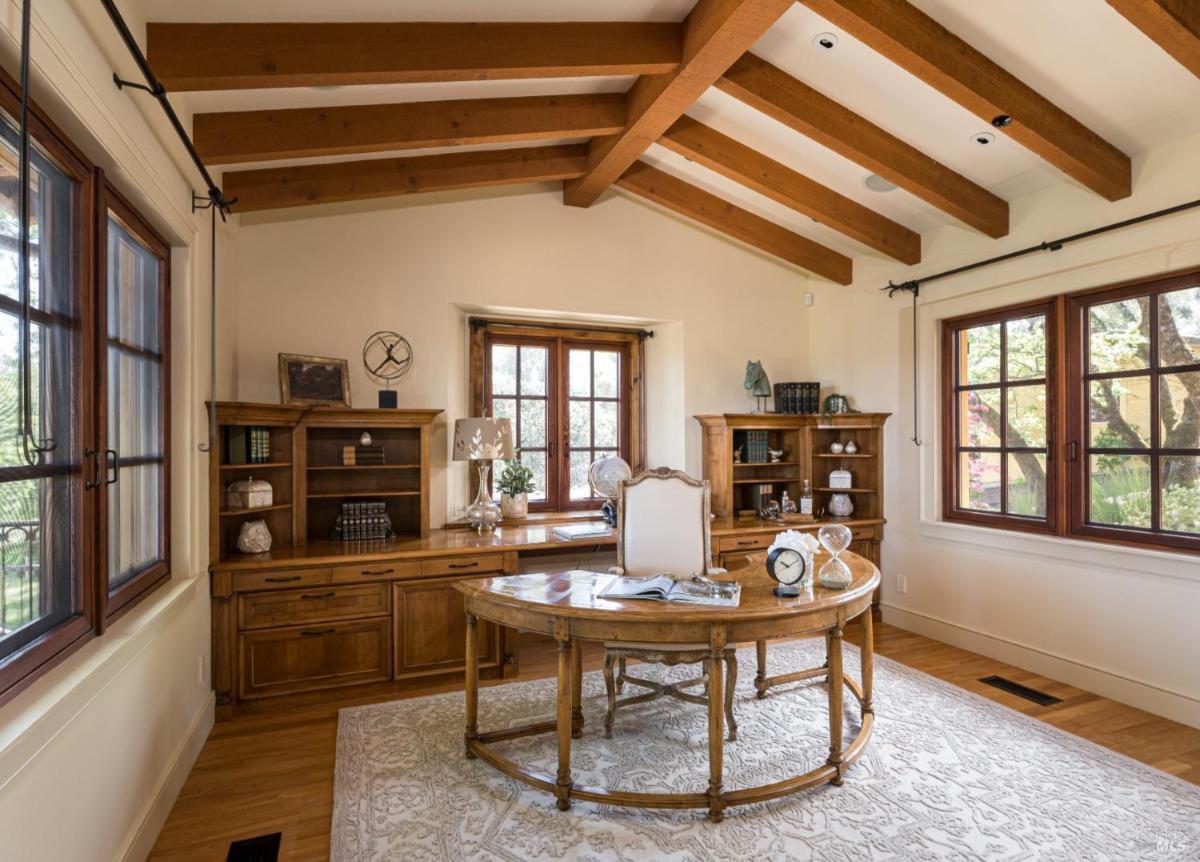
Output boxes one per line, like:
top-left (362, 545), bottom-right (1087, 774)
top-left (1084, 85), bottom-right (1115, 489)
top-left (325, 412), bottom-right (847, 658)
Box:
top-left (602, 468), bottom-right (738, 741)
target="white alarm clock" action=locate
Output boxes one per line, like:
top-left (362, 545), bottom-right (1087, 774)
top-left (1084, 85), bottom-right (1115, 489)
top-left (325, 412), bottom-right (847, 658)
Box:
top-left (766, 546), bottom-right (808, 597)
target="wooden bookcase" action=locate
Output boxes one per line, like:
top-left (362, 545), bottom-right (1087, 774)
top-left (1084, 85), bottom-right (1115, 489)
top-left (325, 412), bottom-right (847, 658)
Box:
top-left (207, 402), bottom-right (441, 565)
top-left (696, 412), bottom-right (889, 526)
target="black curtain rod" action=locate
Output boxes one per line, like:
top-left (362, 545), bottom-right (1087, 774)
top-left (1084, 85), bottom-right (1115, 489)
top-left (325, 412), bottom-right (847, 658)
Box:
top-left (100, 0), bottom-right (234, 215)
top-left (882, 196), bottom-right (1200, 297)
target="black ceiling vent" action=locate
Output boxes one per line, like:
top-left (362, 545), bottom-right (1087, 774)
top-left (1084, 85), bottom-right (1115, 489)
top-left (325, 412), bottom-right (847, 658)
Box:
top-left (226, 833), bottom-right (282, 862)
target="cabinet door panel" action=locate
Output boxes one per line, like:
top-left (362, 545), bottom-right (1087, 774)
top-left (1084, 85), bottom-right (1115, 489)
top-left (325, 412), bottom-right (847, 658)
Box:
top-left (394, 580), bottom-right (497, 676)
top-left (238, 618), bottom-right (391, 700)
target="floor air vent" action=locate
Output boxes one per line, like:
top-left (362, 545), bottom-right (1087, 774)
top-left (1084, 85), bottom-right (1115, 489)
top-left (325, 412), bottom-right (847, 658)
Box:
top-left (226, 833), bottom-right (281, 862)
top-left (979, 675), bottom-right (1062, 707)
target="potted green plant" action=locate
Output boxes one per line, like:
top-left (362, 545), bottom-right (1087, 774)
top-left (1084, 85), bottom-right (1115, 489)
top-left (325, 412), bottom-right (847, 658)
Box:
top-left (495, 459), bottom-right (535, 518)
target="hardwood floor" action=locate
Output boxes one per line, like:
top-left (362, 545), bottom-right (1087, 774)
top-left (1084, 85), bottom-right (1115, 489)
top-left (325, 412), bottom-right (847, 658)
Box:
top-left (149, 621), bottom-right (1200, 861)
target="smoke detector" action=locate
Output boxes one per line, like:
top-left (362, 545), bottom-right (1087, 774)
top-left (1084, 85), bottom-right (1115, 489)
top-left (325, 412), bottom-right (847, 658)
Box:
top-left (971, 131), bottom-right (996, 148)
top-left (863, 173), bottom-right (897, 192)
top-left (813, 32), bottom-right (839, 50)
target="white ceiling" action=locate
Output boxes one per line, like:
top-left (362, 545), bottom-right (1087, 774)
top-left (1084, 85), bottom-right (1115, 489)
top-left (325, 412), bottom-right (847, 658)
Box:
top-left (130, 0), bottom-right (1200, 272)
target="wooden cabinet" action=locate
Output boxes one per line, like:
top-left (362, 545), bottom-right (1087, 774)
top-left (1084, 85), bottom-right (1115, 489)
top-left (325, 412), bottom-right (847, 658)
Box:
top-left (394, 578), bottom-right (500, 676)
top-left (238, 618), bottom-right (392, 700)
top-left (238, 583), bottom-right (390, 629)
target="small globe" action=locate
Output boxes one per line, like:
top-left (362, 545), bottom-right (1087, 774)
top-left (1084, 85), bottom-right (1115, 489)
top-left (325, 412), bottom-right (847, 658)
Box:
top-left (589, 455), bottom-right (632, 500)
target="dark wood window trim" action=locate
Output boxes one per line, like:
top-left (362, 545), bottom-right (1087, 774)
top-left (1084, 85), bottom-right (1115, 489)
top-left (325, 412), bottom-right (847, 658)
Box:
top-left (941, 265), bottom-right (1200, 556)
top-left (469, 318), bottom-right (646, 512)
top-left (942, 299), bottom-right (1058, 535)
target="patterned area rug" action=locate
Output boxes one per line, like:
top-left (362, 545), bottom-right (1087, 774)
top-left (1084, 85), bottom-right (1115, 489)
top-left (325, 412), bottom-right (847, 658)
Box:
top-left (332, 639), bottom-right (1200, 861)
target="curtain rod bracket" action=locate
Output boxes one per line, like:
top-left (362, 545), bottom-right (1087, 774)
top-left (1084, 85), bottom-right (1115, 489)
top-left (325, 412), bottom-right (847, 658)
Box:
top-left (111, 73), bottom-right (162, 97)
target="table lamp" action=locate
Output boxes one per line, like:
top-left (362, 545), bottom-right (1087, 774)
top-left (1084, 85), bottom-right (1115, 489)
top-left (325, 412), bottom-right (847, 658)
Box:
top-left (453, 416), bottom-right (515, 533)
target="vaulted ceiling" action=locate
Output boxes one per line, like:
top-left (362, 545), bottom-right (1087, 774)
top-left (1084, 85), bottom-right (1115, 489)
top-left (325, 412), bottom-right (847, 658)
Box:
top-left (132, 0), bottom-right (1200, 284)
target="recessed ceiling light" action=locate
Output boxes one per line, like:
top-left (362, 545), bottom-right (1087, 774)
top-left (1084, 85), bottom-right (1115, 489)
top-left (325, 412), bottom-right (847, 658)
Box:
top-left (971, 131), bottom-right (996, 147)
top-left (813, 32), bottom-right (839, 50)
top-left (863, 173), bottom-right (897, 192)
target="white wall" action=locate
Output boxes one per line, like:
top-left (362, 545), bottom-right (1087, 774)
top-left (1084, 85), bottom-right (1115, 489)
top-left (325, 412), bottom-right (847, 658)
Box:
top-left (0, 1), bottom-right (232, 859)
top-left (808, 129), bottom-right (1200, 728)
top-left (234, 186), bottom-right (813, 523)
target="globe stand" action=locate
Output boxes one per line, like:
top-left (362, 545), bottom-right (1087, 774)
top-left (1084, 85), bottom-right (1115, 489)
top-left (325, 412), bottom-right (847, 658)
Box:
top-left (599, 499), bottom-right (618, 526)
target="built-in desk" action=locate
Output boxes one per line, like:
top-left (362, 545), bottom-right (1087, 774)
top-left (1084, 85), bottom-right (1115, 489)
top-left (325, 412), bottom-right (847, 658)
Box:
top-left (210, 517), bottom-right (882, 718)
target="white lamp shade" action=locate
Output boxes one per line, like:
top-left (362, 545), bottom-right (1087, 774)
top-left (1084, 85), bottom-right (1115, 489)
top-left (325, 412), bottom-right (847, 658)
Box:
top-left (453, 417), bottom-right (515, 461)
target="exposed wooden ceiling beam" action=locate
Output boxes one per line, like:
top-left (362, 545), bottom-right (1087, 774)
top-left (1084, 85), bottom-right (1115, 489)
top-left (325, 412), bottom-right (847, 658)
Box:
top-left (1107, 0), bottom-right (1200, 78)
top-left (718, 53), bottom-right (1009, 238)
top-left (617, 161), bottom-right (853, 283)
top-left (563, 0), bottom-right (794, 208)
top-left (801, 0), bottom-right (1132, 201)
top-left (194, 94), bottom-right (627, 165)
top-left (224, 144), bottom-right (588, 212)
top-left (146, 22), bottom-right (681, 91)
top-left (660, 116), bottom-right (920, 263)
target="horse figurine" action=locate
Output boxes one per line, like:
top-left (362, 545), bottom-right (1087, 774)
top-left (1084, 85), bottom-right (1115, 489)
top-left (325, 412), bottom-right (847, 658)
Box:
top-left (744, 360), bottom-right (771, 413)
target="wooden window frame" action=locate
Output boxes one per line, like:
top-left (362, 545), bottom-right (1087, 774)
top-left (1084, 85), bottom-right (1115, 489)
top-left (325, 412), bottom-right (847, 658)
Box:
top-left (0, 66), bottom-right (172, 706)
top-left (941, 265), bottom-right (1200, 556)
top-left (942, 299), bottom-right (1058, 535)
top-left (469, 318), bottom-right (646, 513)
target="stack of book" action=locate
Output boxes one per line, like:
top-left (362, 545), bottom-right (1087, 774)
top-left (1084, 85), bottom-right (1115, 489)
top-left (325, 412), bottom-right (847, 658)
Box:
top-left (226, 426), bottom-right (271, 464)
top-left (342, 445), bottom-right (386, 466)
top-left (741, 430), bottom-right (770, 463)
top-left (333, 501), bottom-right (395, 541)
top-left (772, 382), bottom-right (821, 414)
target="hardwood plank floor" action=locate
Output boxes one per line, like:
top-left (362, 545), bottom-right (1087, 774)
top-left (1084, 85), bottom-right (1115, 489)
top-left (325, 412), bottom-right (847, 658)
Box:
top-left (149, 621), bottom-right (1200, 860)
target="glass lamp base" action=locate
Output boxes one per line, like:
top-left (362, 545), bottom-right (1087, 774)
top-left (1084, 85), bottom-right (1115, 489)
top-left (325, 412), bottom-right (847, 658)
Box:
top-left (467, 461), bottom-right (502, 533)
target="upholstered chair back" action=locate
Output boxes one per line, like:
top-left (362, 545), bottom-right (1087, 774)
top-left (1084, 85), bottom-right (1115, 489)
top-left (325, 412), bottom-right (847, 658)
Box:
top-left (616, 468), bottom-right (712, 578)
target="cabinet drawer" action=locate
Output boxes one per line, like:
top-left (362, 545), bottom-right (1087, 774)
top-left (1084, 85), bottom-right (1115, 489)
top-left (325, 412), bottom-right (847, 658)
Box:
top-left (716, 534), bottom-right (773, 554)
top-left (233, 567), bottom-right (331, 592)
top-left (238, 583), bottom-right (390, 630)
top-left (331, 560), bottom-right (420, 583)
top-left (421, 554), bottom-right (505, 578)
top-left (238, 618), bottom-right (391, 700)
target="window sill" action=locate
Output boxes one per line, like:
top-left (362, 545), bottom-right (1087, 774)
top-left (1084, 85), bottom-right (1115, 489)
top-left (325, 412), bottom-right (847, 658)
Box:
top-left (919, 519), bottom-right (1200, 585)
top-left (0, 571), bottom-right (206, 789)
top-left (445, 510), bottom-right (605, 530)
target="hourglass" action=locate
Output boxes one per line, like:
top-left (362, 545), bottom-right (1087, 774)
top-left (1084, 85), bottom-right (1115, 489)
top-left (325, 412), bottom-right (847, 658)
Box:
top-left (817, 524), bottom-right (854, 589)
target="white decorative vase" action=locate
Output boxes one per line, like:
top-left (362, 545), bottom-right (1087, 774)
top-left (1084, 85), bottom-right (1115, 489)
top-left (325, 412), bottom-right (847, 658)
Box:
top-left (500, 492), bottom-right (528, 519)
top-left (236, 519), bottom-right (272, 554)
top-left (827, 492), bottom-right (854, 518)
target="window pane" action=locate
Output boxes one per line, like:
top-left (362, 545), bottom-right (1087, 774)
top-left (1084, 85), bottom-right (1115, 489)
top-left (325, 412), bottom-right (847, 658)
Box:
top-left (959, 324), bottom-right (1000, 385)
top-left (1089, 297), bottom-right (1150, 373)
top-left (1005, 315), bottom-right (1046, 381)
top-left (1159, 372), bottom-right (1200, 450)
top-left (1159, 286), bottom-right (1200, 368)
top-left (568, 349), bottom-right (591, 397)
top-left (1161, 456), bottom-right (1200, 534)
top-left (1006, 453), bottom-right (1047, 518)
top-left (1088, 377), bottom-right (1151, 448)
top-left (108, 221), bottom-right (160, 352)
top-left (490, 344), bottom-right (516, 395)
top-left (959, 388), bottom-right (1000, 447)
top-left (569, 400), bottom-right (591, 448)
top-left (594, 401), bottom-right (618, 448)
top-left (519, 451), bottom-right (547, 503)
top-left (569, 450), bottom-right (592, 500)
top-left (519, 346), bottom-right (546, 396)
top-left (1006, 385), bottom-right (1046, 448)
top-left (109, 351), bottom-right (162, 458)
top-left (108, 464), bottom-right (161, 588)
top-left (491, 397), bottom-right (515, 430)
top-left (593, 351), bottom-right (619, 398)
top-left (518, 398), bottom-right (546, 449)
top-left (1088, 453), bottom-right (1151, 529)
top-left (959, 451), bottom-right (1001, 512)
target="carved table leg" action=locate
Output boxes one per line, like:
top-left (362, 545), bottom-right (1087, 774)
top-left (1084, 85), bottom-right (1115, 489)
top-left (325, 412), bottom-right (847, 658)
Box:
top-left (602, 653), bottom-right (616, 738)
top-left (616, 657), bottom-right (627, 694)
top-left (724, 648), bottom-right (738, 742)
top-left (754, 639), bottom-right (768, 699)
top-left (464, 613), bottom-right (478, 759)
top-left (571, 638), bottom-right (584, 739)
top-left (707, 629), bottom-right (727, 822)
top-left (826, 623), bottom-right (844, 786)
top-left (555, 636), bottom-right (574, 811)
top-left (861, 610), bottom-right (874, 716)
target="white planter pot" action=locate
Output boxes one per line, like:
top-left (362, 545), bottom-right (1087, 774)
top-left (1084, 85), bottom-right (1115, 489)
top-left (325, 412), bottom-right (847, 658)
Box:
top-left (500, 492), bottom-right (529, 518)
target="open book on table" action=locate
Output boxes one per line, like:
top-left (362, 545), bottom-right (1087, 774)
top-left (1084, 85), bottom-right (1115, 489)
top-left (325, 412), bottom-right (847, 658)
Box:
top-left (598, 573), bottom-right (741, 607)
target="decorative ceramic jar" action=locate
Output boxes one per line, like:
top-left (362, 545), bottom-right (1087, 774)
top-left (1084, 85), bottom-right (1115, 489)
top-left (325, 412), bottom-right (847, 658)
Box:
top-left (829, 441), bottom-right (844, 454)
top-left (225, 477), bottom-right (273, 510)
top-left (236, 519), bottom-right (272, 554)
top-left (844, 440), bottom-right (858, 454)
top-left (827, 492), bottom-right (854, 518)
top-left (829, 469), bottom-right (853, 489)
top-left (500, 492), bottom-right (529, 519)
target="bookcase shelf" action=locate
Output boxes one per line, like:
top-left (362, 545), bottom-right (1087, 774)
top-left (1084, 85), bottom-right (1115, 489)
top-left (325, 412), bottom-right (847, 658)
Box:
top-left (219, 461), bottom-right (292, 470)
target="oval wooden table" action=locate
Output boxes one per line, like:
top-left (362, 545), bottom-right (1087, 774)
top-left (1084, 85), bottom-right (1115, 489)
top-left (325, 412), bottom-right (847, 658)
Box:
top-left (456, 552), bottom-right (880, 822)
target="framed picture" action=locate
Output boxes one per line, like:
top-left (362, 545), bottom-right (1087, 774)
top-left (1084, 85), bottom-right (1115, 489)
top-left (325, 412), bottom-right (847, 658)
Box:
top-left (278, 353), bottom-right (351, 406)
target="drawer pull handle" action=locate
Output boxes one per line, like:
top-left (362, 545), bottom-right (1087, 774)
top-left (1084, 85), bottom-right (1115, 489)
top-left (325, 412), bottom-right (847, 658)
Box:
top-left (448, 562), bottom-right (479, 569)
top-left (736, 540), bottom-right (757, 546)
top-left (300, 628), bottom-right (336, 637)
top-left (301, 592), bottom-right (337, 600)
top-left (361, 568), bottom-right (395, 576)
top-left (265, 575), bottom-right (301, 583)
